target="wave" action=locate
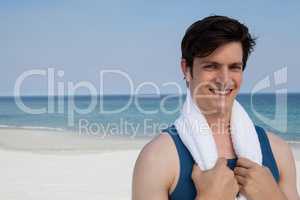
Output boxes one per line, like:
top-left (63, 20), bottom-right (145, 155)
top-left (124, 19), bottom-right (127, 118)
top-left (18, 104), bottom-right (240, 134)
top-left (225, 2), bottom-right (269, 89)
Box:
top-left (287, 140), bottom-right (300, 144)
top-left (0, 124), bottom-right (65, 132)
top-left (0, 124), bottom-right (299, 142)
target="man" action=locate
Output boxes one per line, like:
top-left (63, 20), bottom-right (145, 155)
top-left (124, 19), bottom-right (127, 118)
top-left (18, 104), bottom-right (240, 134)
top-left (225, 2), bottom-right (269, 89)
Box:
top-left (132, 15), bottom-right (299, 200)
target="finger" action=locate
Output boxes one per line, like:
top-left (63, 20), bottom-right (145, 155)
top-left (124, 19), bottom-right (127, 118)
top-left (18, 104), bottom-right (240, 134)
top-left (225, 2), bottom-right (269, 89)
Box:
top-left (233, 179), bottom-right (240, 193)
top-left (192, 164), bottom-right (204, 181)
top-left (214, 157), bottom-right (227, 168)
top-left (192, 164), bottom-right (203, 176)
top-left (237, 183), bottom-right (242, 191)
top-left (234, 166), bottom-right (248, 177)
top-left (235, 174), bottom-right (247, 186)
top-left (236, 157), bottom-right (257, 169)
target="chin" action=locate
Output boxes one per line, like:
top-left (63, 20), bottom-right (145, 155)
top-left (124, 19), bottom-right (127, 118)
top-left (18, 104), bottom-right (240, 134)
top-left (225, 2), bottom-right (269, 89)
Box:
top-left (209, 99), bottom-right (233, 114)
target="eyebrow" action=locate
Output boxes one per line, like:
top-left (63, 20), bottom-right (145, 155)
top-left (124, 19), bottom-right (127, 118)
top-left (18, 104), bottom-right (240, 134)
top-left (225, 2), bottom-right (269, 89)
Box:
top-left (200, 61), bottom-right (243, 66)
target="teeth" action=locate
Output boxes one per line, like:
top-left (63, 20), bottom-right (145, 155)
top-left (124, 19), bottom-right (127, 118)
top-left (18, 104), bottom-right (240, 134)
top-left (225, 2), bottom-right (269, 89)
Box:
top-left (215, 90), bottom-right (228, 95)
top-left (210, 89), bottom-right (232, 95)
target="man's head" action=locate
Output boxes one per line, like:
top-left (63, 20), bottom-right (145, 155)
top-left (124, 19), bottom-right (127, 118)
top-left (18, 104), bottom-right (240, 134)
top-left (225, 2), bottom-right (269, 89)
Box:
top-left (180, 15), bottom-right (256, 117)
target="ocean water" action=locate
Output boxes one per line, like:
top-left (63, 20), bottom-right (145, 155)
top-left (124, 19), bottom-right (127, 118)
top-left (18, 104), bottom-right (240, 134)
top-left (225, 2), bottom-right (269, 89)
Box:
top-left (0, 93), bottom-right (299, 141)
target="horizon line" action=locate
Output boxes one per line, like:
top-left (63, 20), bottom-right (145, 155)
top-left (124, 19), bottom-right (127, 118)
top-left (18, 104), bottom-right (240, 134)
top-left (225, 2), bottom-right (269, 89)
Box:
top-left (0, 92), bottom-right (299, 98)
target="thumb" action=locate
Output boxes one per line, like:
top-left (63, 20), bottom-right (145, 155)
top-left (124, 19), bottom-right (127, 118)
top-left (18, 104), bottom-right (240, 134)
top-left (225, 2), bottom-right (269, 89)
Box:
top-left (192, 164), bottom-right (203, 180)
top-left (214, 157), bottom-right (227, 169)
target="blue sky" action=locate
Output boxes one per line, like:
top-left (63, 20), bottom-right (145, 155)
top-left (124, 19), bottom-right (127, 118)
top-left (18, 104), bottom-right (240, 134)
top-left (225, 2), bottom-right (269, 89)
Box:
top-left (0, 0), bottom-right (299, 96)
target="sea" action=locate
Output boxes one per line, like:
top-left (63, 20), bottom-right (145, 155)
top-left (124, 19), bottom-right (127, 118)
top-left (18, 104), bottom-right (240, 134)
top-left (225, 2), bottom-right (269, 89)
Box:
top-left (0, 93), bottom-right (299, 142)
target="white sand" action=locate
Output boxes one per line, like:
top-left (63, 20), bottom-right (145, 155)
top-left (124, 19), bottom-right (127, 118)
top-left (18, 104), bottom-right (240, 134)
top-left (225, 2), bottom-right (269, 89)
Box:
top-left (0, 128), bottom-right (148, 200)
top-left (0, 128), bottom-right (299, 199)
top-left (297, 161), bottom-right (300, 193)
top-left (0, 149), bottom-right (140, 200)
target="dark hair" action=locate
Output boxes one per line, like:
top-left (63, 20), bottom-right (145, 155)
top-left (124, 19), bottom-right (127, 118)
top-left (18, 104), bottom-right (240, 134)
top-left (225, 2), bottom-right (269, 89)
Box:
top-left (181, 15), bottom-right (256, 76)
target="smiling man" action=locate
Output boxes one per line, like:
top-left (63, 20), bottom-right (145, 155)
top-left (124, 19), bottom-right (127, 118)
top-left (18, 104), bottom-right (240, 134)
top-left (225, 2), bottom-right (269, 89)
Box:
top-left (132, 16), bottom-right (299, 200)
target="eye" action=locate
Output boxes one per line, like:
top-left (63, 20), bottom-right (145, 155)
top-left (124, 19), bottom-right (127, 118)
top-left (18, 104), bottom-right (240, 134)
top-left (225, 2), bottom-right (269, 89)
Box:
top-left (203, 65), bottom-right (217, 69)
top-left (230, 65), bottom-right (242, 70)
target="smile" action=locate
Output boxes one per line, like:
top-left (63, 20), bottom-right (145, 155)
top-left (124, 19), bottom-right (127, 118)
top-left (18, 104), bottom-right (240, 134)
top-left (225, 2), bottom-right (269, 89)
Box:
top-left (209, 88), bottom-right (233, 96)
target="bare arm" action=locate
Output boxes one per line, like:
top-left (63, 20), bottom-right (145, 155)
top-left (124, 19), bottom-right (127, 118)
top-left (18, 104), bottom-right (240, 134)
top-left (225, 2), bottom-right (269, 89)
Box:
top-left (268, 132), bottom-right (300, 200)
top-left (132, 134), bottom-right (175, 200)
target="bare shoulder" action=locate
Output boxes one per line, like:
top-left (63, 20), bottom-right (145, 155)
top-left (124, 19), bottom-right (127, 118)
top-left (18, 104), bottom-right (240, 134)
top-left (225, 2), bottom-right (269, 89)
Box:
top-left (138, 133), bottom-right (176, 159)
top-left (266, 131), bottom-right (300, 200)
top-left (135, 133), bottom-right (178, 170)
top-left (132, 132), bottom-right (179, 198)
top-left (266, 131), bottom-right (294, 172)
top-left (266, 131), bottom-right (293, 164)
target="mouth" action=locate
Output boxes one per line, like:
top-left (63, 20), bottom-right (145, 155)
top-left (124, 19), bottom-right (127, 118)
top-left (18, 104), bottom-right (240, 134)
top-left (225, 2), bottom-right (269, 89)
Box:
top-left (208, 88), bottom-right (233, 96)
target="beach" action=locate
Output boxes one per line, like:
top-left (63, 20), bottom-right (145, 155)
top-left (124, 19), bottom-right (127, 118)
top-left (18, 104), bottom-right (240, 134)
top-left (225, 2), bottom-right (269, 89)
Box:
top-left (0, 128), bottom-right (299, 200)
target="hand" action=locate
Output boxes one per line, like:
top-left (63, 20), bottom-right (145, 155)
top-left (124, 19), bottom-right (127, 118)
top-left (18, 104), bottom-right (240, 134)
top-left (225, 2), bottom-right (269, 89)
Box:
top-left (192, 157), bottom-right (239, 200)
top-left (234, 157), bottom-right (287, 200)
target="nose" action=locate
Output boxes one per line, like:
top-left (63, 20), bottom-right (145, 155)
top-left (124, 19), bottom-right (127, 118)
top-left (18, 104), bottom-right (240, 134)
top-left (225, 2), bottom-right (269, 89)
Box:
top-left (215, 67), bottom-right (231, 88)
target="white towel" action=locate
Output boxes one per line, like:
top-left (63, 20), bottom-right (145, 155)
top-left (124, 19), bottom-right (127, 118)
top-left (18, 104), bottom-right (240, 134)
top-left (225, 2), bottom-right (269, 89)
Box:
top-left (174, 89), bottom-right (262, 200)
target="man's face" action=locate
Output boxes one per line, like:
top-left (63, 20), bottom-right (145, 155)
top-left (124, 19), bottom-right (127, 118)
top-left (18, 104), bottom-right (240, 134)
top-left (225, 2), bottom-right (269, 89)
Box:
top-left (184, 42), bottom-right (244, 116)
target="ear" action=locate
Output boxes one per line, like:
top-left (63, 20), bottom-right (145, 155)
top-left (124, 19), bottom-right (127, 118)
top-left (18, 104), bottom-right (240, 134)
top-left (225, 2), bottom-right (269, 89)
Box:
top-left (180, 58), bottom-right (192, 82)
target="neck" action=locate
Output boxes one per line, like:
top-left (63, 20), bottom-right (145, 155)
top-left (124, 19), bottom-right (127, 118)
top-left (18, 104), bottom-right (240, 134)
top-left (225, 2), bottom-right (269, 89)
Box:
top-left (203, 111), bottom-right (236, 159)
top-left (203, 112), bottom-right (231, 136)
